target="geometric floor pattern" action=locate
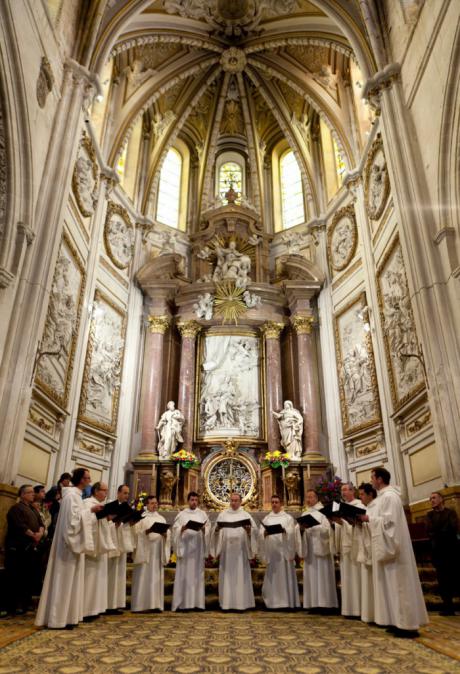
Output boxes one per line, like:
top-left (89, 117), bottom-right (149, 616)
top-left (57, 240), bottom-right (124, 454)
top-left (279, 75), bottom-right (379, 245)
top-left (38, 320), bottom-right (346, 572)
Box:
top-left (1, 612), bottom-right (460, 674)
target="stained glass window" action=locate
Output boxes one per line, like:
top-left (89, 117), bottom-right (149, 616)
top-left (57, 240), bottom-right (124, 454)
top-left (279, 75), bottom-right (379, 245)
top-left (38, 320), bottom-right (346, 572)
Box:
top-left (157, 148), bottom-right (182, 228)
top-left (280, 150), bottom-right (305, 229)
top-left (219, 161), bottom-right (243, 203)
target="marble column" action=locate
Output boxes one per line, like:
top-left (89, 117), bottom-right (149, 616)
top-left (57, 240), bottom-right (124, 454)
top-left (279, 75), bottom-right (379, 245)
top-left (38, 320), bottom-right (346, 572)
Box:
top-left (261, 322), bottom-right (284, 452)
top-left (291, 314), bottom-right (321, 456)
top-left (177, 320), bottom-right (201, 451)
top-left (139, 315), bottom-right (170, 456)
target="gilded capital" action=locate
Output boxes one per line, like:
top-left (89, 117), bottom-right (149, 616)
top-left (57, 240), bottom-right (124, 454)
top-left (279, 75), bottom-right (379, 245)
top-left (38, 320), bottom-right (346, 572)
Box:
top-left (147, 315), bottom-right (170, 334)
top-left (260, 321), bottom-right (284, 339)
top-left (291, 315), bottom-right (315, 335)
top-left (177, 320), bottom-right (201, 339)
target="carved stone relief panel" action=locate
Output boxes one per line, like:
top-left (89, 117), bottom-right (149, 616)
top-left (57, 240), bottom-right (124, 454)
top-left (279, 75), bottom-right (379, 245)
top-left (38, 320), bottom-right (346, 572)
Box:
top-left (72, 134), bottom-right (99, 218)
top-left (334, 293), bottom-right (381, 435)
top-left (327, 204), bottom-right (358, 272)
top-left (35, 233), bottom-right (86, 408)
top-left (104, 202), bottom-right (134, 270)
top-left (377, 236), bottom-right (425, 410)
top-left (78, 290), bottom-right (127, 434)
top-left (364, 136), bottom-right (390, 221)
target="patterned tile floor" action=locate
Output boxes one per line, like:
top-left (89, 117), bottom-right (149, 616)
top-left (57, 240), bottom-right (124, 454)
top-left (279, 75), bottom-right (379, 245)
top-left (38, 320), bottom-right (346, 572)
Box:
top-left (0, 612), bottom-right (459, 674)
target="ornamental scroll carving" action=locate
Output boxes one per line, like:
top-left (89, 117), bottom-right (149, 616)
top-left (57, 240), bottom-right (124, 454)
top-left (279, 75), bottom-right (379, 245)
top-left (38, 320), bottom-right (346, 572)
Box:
top-left (327, 205), bottom-right (358, 272)
top-left (78, 290), bottom-right (127, 433)
top-left (104, 202), bottom-right (134, 269)
top-left (334, 293), bottom-right (381, 435)
top-left (72, 134), bottom-right (99, 217)
top-left (35, 233), bottom-right (86, 408)
top-left (364, 137), bottom-right (390, 220)
top-left (377, 237), bottom-right (425, 410)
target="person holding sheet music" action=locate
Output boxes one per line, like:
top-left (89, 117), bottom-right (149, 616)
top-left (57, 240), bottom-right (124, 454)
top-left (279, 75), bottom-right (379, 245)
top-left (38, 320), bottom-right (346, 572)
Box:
top-left (333, 482), bottom-right (365, 618)
top-left (106, 484), bottom-right (134, 614)
top-left (259, 495), bottom-right (301, 609)
top-left (131, 496), bottom-right (170, 612)
top-left (297, 489), bottom-right (338, 612)
top-left (212, 492), bottom-right (258, 610)
top-left (172, 491), bottom-right (210, 611)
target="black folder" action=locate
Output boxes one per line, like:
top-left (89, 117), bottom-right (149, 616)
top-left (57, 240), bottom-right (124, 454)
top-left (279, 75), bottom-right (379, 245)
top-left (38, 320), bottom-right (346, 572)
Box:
top-left (117, 508), bottom-right (144, 524)
top-left (95, 500), bottom-right (120, 520)
top-left (146, 521), bottom-right (170, 535)
top-left (217, 518), bottom-right (252, 529)
top-left (321, 501), bottom-right (365, 522)
top-left (261, 523), bottom-right (285, 535)
top-left (296, 514), bottom-right (321, 528)
top-left (184, 519), bottom-right (206, 531)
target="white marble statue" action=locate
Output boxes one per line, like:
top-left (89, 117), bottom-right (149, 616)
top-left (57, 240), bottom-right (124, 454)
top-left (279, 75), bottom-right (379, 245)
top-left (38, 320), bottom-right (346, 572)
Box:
top-left (212, 241), bottom-right (251, 289)
top-left (272, 401), bottom-right (303, 461)
top-left (158, 230), bottom-right (177, 256)
top-left (156, 401), bottom-right (185, 460)
top-left (193, 292), bottom-right (214, 320)
top-left (242, 290), bottom-right (262, 309)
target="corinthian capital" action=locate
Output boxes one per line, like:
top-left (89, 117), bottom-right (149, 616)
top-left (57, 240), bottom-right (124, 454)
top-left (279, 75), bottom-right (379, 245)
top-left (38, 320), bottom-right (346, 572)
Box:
top-left (291, 315), bottom-right (315, 335)
top-left (147, 315), bottom-right (170, 334)
top-left (177, 320), bottom-right (201, 339)
top-left (260, 321), bottom-right (284, 339)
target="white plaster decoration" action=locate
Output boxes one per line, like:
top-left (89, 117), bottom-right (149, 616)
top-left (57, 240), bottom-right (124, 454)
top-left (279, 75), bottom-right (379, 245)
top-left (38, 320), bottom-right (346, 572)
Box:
top-left (72, 134), bottom-right (99, 217)
top-left (313, 64), bottom-right (338, 93)
top-left (334, 295), bottom-right (381, 435)
top-left (35, 234), bottom-right (86, 408)
top-left (273, 401), bottom-right (303, 461)
top-left (78, 291), bottom-right (127, 434)
top-left (156, 401), bottom-right (185, 460)
top-left (221, 48), bottom-right (247, 73)
top-left (242, 290), bottom-right (262, 309)
top-left (193, 292), bottom-right (214, 320)
top-left (198, 334), bottom-right (261, 439)
top-left (244, 37), bottom-right (353, 59)
top-left (281, 231), bottom-right (307, 254)
top-left (362, 63), bottom-right (401, 112)
top-left (158, 229), bottom-right (177, 255)
top-left (36, 56), bottom-right (54, 109)
top-left (327, 205), bottom-right (358, 272)
top-left (364, 137), bottom-right (390, 220)
top-left (212, 240), bottom-right (252, 288)
top-left (152, 109), bottom-right (177, 139)
top-left (377, 238), bottom-right (425, 410)
top-left (110, 34), bottom-right (224, 59)
top-left (104, 202), bottom-right (134, 269)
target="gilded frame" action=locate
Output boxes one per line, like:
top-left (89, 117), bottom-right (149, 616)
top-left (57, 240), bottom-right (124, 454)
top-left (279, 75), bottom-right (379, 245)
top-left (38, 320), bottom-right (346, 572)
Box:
top-left (334, 292), bottom-right (381, 435)
top-left (194, 327), bottom-right (267, 443)
top-left (78, 289), bottom-right (127, 434)
top-left (35, 231), bottom-right (86, 409)
top-left (327, 204), bottom-right (358, 272)
top-left (203, 449), bottom-right (258, 509)
top-left (104, 202), bottom-right (134, 270)
top-left (376, 235), bottom-right (425, 411)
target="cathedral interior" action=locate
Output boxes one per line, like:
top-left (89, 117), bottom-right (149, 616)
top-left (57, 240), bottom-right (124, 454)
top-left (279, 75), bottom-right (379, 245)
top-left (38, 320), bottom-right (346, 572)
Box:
top-left (0, 0), bottom-right (459, 524)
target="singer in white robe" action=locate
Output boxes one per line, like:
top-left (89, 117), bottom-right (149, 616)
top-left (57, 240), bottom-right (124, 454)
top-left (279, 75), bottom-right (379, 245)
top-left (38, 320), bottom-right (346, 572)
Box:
top-left (36, 470), bottom-right (98, 628)
top-left (300, 490), bottom-right (338, 610)
top-left (131, 497), bottom-right (170, 612)
top-left (107, 485), bottom-right (132, 611)
top-left (259, 496), bottom-right (301, 609)
top-left (172, 493), bottom-right (210, 611)
top-left (335, 483), bottom-right (365, 617)
top-left (357, 484), bottom-right (377, 623)
top-left (212, 493), bottom-right (257, 610)
top-left (363, 469), bottom-right (428, 632)
top-left (83, 483), bottom-right (116, 618)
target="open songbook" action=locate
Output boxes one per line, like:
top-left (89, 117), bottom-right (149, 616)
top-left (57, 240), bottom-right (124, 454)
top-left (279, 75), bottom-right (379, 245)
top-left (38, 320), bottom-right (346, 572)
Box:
top-left (261, 522), bottom-right (285, 535)
top-left (96, 500), bottom-right (143, 524)
top-left (217, 518), bottom-right (252, 529)
top-left (321, 501), bottom-right (365, 522)
top-left (146, 521), bottom-right (170, 535)
top-left (184, 519), bottom-right (206, 531)
top-left (296, 514), bottom-right (321, 528)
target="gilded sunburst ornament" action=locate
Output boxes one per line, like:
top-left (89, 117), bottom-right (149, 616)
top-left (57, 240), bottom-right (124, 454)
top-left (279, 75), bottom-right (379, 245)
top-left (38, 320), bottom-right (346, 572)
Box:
top-left (213, 280), bottom-right (247, 324)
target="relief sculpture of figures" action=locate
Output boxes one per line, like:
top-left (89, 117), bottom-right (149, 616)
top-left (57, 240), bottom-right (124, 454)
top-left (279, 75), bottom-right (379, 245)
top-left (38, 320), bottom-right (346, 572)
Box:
top-left (272, 401), bottom-right (303, 461)
top-left (156, 401), bottom-right (185, 460)
top-left (212, 240), bottom-right (251, 289)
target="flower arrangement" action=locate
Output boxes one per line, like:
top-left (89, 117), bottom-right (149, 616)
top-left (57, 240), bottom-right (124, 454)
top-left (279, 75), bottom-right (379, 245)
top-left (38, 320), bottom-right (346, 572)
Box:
top-left (171, 449), bottom-right (200, 470)
top-left (315, 475), bottom-right (343, 504)
top-left (263, 450), bottom-right (290, 469)
top-left (131, 491), bottom-right (148, 512)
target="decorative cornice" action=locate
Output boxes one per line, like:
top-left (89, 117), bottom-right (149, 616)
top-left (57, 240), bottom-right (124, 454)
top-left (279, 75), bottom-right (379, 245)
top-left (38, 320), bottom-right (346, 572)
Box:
top-left (260, 321), bottom-right (284, 339)
top-left (362, 63), bottom-right (401, 112)
top-left (291, 315), bottom-right (315, 335)
top-left (147, 315), bottom-right (171, 334)
top-left (177, 320), bottom-right (201, 339)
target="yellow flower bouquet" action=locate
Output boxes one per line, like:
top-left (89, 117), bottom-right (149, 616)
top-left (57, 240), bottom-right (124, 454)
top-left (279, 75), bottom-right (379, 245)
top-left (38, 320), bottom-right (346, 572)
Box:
top-left (171, 449), bottom-right (200, 469)
top-left (263, 450), bottom-right (290, 469)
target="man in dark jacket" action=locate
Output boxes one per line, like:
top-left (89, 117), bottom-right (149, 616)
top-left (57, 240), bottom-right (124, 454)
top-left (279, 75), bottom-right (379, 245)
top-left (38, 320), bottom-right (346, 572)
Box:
top-left (4, 485), bottom-right (44, 615)
top-left (426, 492), bottom-right (459, 615)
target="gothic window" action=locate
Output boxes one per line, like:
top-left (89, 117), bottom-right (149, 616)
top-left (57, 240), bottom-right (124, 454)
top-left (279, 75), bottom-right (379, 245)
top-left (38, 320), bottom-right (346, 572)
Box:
top-left (280, 150), bottom-right (305, 229)
top-left (218, 160), bottom-right (243, 202)
top-left (157, 148), bottom-right (182, 228)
